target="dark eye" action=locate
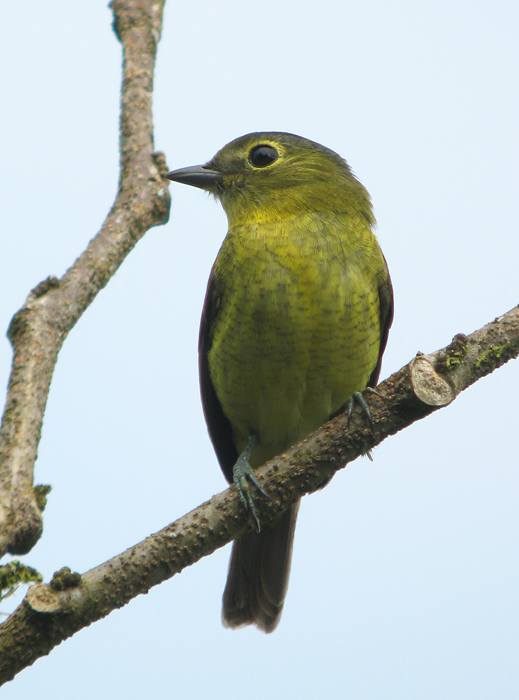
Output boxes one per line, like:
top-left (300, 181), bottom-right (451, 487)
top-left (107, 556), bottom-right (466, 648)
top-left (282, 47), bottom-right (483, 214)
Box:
top-left (248, 144), bottom-right (279, 168)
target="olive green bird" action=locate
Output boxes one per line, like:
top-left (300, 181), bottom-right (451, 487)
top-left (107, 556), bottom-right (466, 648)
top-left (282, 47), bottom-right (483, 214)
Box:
top-left (166, 132), bottom-right (393, 633)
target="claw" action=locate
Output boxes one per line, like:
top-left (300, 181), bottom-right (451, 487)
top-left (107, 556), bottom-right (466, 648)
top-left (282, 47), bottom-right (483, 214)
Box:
top-left (346, 387), bottom-right (385, 436)
top-left (232, 435), bottom-right (271, 533)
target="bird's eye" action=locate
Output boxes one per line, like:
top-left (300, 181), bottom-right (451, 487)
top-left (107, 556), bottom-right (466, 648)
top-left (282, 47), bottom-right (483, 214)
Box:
top-left (248, 145), bottom-right (279, 168)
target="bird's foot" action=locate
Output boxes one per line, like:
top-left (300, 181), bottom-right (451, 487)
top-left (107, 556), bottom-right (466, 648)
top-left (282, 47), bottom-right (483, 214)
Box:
top-left (233, 435), bottom-right (270, 533)
top-left (346, 387), bottom-right (385, 437)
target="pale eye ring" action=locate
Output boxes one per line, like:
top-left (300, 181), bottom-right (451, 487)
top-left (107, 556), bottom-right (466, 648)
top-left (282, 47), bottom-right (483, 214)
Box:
top-left (248, 144), bottom-right (279, 168)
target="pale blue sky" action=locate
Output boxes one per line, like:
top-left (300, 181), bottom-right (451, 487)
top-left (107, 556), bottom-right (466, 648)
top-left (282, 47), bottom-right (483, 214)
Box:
top-left (1, 1), bottom-right (518, 698)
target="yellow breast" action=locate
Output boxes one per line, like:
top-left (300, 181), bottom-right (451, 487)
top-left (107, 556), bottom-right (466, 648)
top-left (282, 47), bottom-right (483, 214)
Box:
top-left (208, 211), bottom-right (385, 467)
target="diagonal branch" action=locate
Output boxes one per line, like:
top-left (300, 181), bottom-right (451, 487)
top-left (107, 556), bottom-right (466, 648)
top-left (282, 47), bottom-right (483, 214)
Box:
top-left (0, 0), bottom-right (170, 558)
top-left (0, 304), bottom-right (517, 685)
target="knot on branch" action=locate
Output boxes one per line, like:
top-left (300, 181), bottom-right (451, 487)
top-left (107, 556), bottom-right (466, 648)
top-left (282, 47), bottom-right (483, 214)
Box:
top-left (25, 568), bottom-right (82, 615)
top-left (28, 276), bottom-right (61, 302)
top-left (435, 333), bottom-right (469, 373)
top-left (4, 497), bottom-right (43, 555)
top-left (111, 0), bottom-right (164, 49)
top-left (7, 276), bottom-right (60, 344)
top-left (409, 354), bottom-right (456, 407)
top-left (26, 584), bottom-right (63, 614)
top-left (50, 567), bottom-right (82, 592)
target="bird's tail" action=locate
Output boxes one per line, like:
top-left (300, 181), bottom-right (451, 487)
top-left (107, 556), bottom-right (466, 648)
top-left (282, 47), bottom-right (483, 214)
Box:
top-left (222, 501), bottom-right (300, 633)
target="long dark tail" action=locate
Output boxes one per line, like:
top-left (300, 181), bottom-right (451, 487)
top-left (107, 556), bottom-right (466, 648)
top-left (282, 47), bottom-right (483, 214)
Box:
top-left (222, 501), bottom-right (300, 633)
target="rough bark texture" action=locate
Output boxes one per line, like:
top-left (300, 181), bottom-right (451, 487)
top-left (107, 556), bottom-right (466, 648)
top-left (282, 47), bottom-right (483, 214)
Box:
top-left (0, 0), bottom-right (170, 557)
top-left (0, 304), bottom-right (517, 685)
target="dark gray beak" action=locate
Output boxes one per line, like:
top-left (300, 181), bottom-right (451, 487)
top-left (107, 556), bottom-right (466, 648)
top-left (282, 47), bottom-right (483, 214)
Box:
top-left (165, 164), bottom-right (223, 190)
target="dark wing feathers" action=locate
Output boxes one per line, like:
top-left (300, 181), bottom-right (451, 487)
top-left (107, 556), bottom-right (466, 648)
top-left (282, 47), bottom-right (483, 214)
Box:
top-left (199, 269), bottom-right (238, 484)
top-left (368, 255), bottom-right (394, 388)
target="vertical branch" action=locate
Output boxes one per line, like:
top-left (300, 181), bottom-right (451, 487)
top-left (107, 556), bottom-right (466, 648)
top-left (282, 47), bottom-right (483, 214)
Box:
top-left (0, 0), bottom-right (170, 557)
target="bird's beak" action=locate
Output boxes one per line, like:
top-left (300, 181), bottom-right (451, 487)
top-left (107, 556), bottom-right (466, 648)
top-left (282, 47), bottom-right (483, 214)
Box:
top-left (165, 164), bottom-right (223, 190)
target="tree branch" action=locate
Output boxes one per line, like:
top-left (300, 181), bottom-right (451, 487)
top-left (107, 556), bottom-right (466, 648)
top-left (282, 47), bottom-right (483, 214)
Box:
top-left (0, 304), bottom-right (517, 685)
top-left (0, 0), bottom-right (170, 558)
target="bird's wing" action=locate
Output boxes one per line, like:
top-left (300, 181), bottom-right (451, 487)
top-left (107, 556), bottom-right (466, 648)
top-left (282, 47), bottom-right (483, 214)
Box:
top-left (368, 254), bottom-right (394, 388)
top-left (199, 268), bottom-right (238, 484)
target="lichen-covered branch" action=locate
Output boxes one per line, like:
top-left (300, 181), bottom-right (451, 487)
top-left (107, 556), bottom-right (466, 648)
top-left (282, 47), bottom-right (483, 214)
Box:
top-left (0, 0), bottom-right (170, 558)
top-left (0, 304), bottom-right (517, 685)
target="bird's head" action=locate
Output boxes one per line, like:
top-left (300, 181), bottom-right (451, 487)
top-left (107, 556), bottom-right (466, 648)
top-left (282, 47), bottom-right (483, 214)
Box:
top-left (165, 132), bottom-right (374, 227)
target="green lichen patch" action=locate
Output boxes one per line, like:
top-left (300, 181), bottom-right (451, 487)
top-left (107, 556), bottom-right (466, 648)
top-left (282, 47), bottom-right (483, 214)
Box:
top-left (475, 343), bottom-right (512, 374)
top-left (436, 333), bottom-right (468, 373)
top-left (0, 561), bottom-right (43, 603)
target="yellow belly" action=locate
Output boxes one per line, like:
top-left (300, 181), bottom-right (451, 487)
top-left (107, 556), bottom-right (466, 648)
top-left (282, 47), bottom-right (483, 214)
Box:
top-left (208, 212), bottom-right (383, 467)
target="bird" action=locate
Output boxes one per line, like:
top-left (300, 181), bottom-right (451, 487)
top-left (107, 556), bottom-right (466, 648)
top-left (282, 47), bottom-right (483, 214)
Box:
top-left (165, 132), bottom-right (393, 633)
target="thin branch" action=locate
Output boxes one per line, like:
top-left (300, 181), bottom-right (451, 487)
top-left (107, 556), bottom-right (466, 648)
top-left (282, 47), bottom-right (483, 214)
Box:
top-left (0, 304), bottom-right (517, 685)
top-left (0, 0), bottom-right (170, 558)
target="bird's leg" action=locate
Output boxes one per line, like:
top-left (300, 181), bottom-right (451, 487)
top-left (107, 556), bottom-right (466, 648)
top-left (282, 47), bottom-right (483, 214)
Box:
top-left (233, 434), bottom-right (270, 533)
top-left (346, 387), bottom-right (385, 437)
